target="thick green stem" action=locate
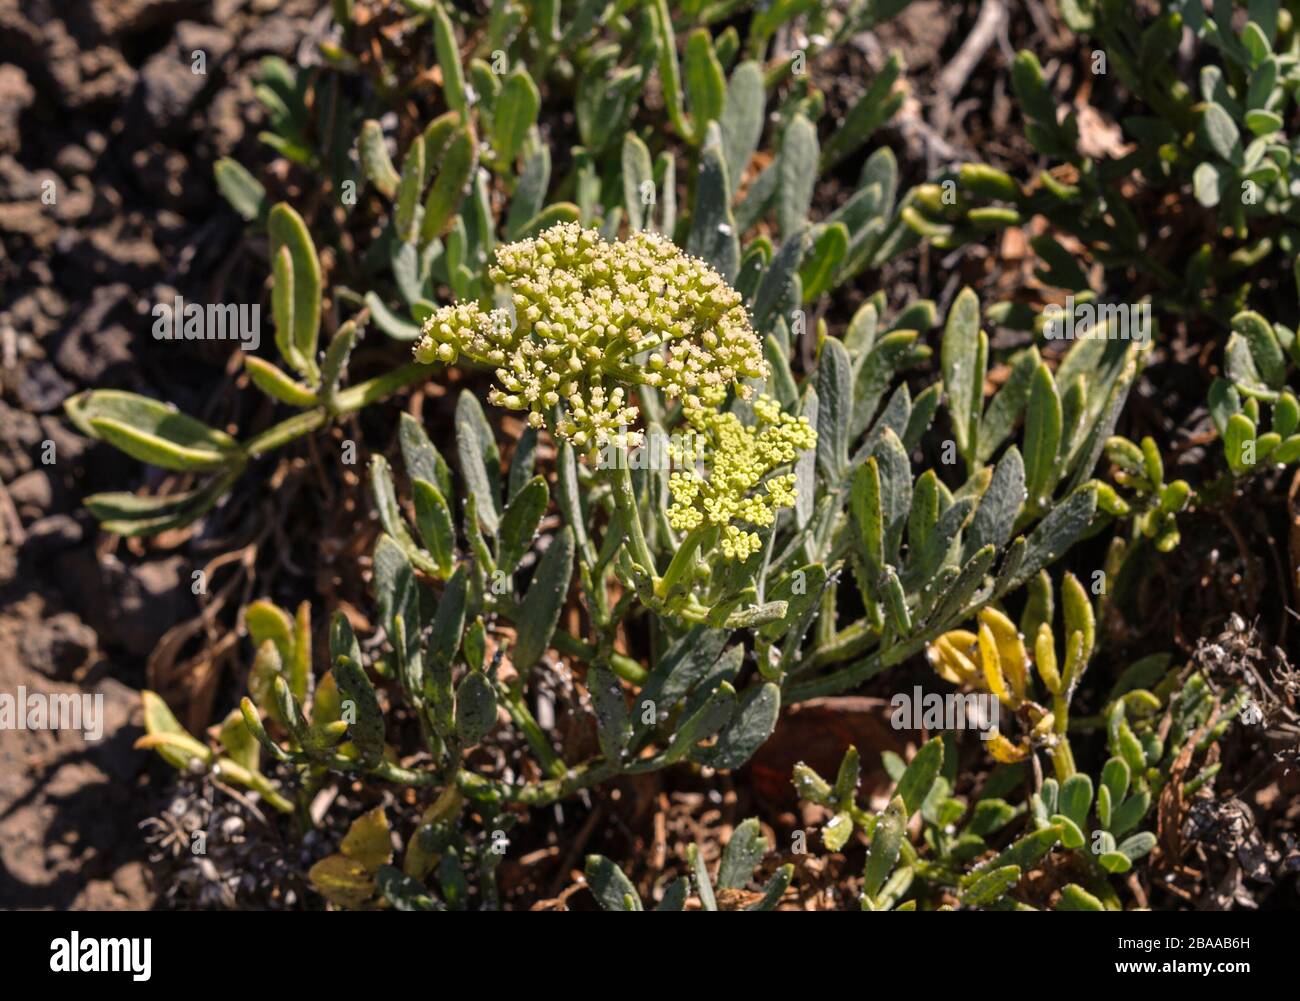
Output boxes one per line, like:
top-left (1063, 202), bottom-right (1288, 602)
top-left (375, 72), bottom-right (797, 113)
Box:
top-left (1050, 738), bottom-right (1077, 782)
top-left (815, 583), bottom-right (838, 647)
top-left (215, 758), bottom-right (295, 814)
top-left (244, 408), bottom-right (327, 458)
top-left (333, 362), bottom-right (437, 413)
top-left (786, 630), bottom-right (934, 702)
top-left (499, 682), bottom-right (566, 779)
top-left (496, 597), bottom-right (647, 684)
top-left (578, 562), bottom-right (610, 627)
top-left (1050, 693), bottom-right (1077, 780)
top-left (243, 363), bottom-right (437, 458)
top-left (457, 758), bottom-right (620, 806)
top-left (608, 462), bottom-right (658, 579)
top-left (796, 619), bottom-right (877, 674)
top-left (318, 721), bottom-right (628, 810)
top-left (654, 525), bottom-right (712, 602)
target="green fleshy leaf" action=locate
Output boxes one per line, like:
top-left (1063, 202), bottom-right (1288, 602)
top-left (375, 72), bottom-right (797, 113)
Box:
top-left (513, 527), bottom-right (574, 670)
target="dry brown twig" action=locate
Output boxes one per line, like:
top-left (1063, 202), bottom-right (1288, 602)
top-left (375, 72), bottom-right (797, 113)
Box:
top-left (933, 0), bottom-right (1008, 134)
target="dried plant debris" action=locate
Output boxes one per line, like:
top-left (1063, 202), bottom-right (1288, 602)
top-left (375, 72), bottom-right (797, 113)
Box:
top-left (140, 765), bottom-right (322, 910)
top-left (1180, 796), bottom-right (1279, 910)
top-left (1196, 614), bottom-right (1299, 774)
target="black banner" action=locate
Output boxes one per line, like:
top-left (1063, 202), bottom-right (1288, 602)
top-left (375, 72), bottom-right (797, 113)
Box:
top-left (0, 909), bottom-right (1281, 988)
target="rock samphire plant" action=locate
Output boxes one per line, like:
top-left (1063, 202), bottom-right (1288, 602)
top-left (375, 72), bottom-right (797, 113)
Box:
top-left (128, 218), bottom-right (1144, 908)
top-left (69, 0), bottom-right (1259, 910)
top-left (794, 571), bottom-right (1246, 911)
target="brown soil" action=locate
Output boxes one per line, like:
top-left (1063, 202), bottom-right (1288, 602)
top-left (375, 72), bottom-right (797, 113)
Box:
top-left (0, 0), bottom-right (326, 909)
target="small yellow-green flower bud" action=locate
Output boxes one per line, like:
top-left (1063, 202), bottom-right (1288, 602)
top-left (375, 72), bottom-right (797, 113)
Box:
top-left (666, 396), bottom-right (817, 562)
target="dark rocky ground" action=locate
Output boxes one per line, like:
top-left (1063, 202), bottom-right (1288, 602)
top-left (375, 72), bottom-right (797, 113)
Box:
top-left (0, 0), bottom-right (324, 910)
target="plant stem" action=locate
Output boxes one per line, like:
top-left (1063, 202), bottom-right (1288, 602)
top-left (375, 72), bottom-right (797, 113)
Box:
top-left (578, 563), bottom-right (610, 627)
top-left (608, 462), bottom-right (658, 579)
top-left (1051, 693), bottom-right (1077, 780)
top-left (244, 408), bottom-right (327, 457)
top-left (786, 630), bottom-right (933, 702)
top-left (333, 362), bottom-right (437, 413)
top-left (496, 598), bottom-right (647, 683)
top-left (654, 524), bottom-right (711, 601)
top-left (322, 753), bottom-right (439, 786)
top-left (1050, 738), bottom-right (1077, 782)
top-left (216, 758), bottom-right (295, 814)
top-left (457, 758), bottom-right (620, 806)
top-left (243, 363), bottom-right (437, 458)
top-left (796, 619), bottom-right (876, 674)
top-left (815, 583), bottom-right (838, 647)
top-left (553, 631), bottom-right (644, 686)
top-left (498, 681), bottom-right (566, 779)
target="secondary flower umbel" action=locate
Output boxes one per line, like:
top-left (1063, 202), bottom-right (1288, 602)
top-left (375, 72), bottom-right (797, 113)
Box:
top-left (413, 223), bottom-right (767, 447)
top-left (667, 396), bottom-right (817, 561)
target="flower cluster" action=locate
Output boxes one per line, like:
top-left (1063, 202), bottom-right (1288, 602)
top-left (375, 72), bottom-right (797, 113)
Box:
top-left (667, 396), bottom-right (816, 561)
top-left (413, 224), bottom-right (767, 448)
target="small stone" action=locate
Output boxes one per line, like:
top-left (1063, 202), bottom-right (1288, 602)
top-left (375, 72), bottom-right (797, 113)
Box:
top-left (89, 0), bottom-right (192, 38)
top-left (239, 15), bottom-right (300, 58)
top-left (136, 51), bottom-right (208, 131)
top-left (7, 468), bottom-right (55, 515)
top-left (14, 358), bottom-right (74, 414)
top-left (0, 400), bottom-right (43, 480)
top-left (52, 283), bottom-right (135, 384)
top-left (112, 555), bottom-right (192, 656)
top-left (0, 153), bottom-right (46, 200)
top-left (0, 65), bottom-right (34, 154)
top-left (19, 610), bottom-right (97, 679)
top-left (22, 513), bottom-right (84, 556)
top-left (175, 22), bottom-right (234, 65)
top-left (54, 143), bottom-right (97, 176)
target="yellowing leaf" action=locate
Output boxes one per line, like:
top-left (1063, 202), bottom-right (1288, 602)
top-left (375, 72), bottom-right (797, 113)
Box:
top-left (927, 630), bottom-right (978, 685)
top-left (1060, 629), bottom-right (1087, 694)
top-left (308, 854), bottom-right (376, 909)
top-left (979, 607), bottom-right (1028, 701)
top-left (218, 707), bottom-right (259, 772)
top-left (290, 600), bottom-right (312, 703)
top-left (309, 670), bottom-right (343, 747)
top-left (1034, 622), bottom-right (1061, 694)
top-left (140, 690), bottom-right (211, 770)
top-left (978, 622), bottom-right (1013, 707)
top-left (1061, 572), bottom-right (1095, 664)
top-left (248, 638), bottom-right (284, 722)
top-left (134, 731), bottom-right (213, 767)
top-left (340, 806), bottom-right (392, 873)
top-left (988, 733), bottom-right (1028, 763)
top-left (246, 600), bottom-right (295, 666)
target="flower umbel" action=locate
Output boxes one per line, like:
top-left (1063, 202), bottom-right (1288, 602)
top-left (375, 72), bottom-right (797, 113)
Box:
top-left (413, 223), bottom-right (768, 447)
top-left (667, 396), bottom-right (817, 562)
